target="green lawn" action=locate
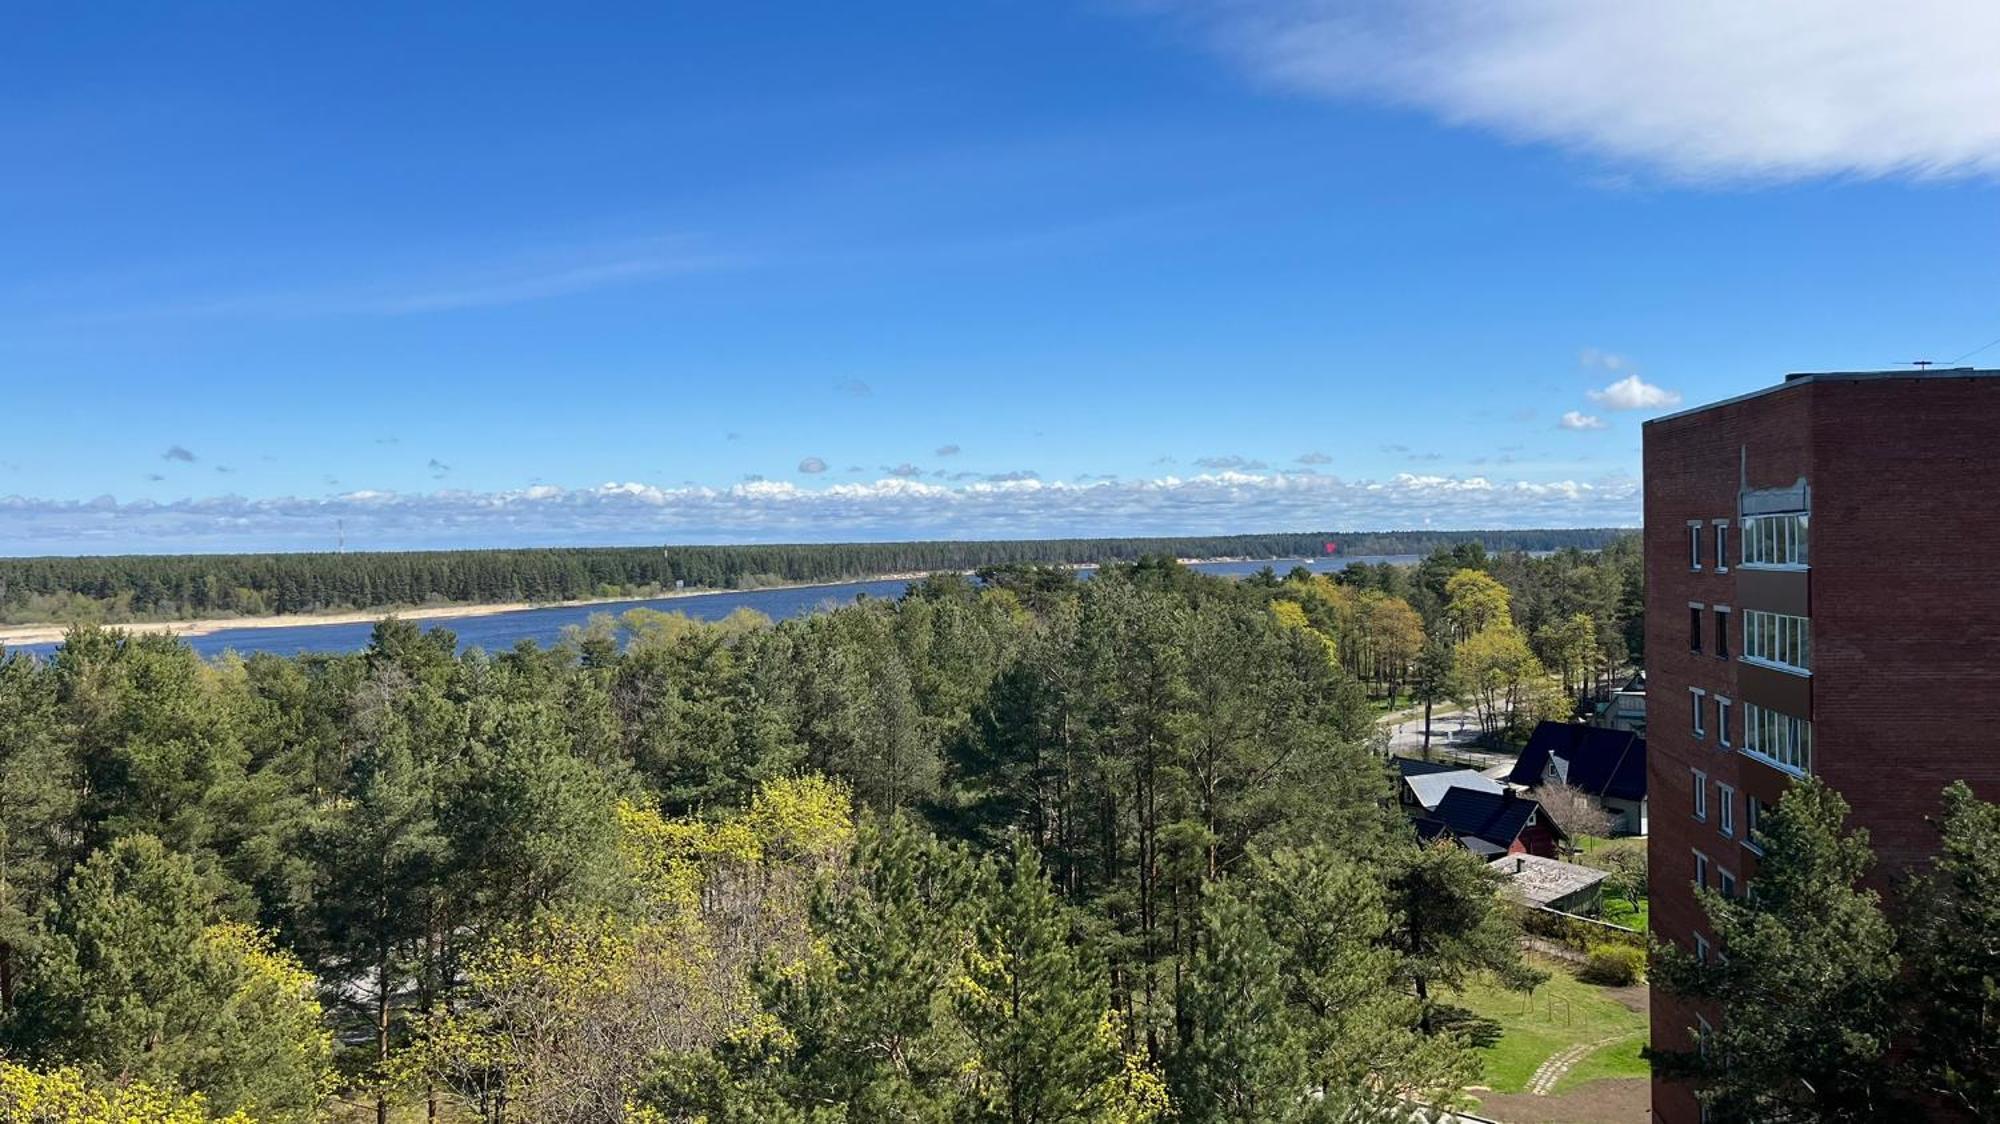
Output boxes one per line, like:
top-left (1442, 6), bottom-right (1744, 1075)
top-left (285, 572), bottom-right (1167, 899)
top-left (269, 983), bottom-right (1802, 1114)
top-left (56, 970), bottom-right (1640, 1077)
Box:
top-left (1601, 893), bottom-right (1649, 933)
top-left (1572, 835), bottom-right (1649, 933)
top-left (1555, 1035), bottom-right (1649, 1093)
top-left (1443, 956), bottom-right (1650, 1095)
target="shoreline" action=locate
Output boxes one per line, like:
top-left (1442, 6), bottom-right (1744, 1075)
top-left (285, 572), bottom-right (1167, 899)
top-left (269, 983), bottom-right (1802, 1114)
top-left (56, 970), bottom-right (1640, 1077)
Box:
top-left (0, 572), bottom-right (944, 648)
top-left (0, 553), bottom-right (1395, 649)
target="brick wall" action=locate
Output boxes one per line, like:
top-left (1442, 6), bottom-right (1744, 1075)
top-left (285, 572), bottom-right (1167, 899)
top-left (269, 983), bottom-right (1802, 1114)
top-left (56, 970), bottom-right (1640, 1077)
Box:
top-left (1642, 372), bottom-right (2000, 1123)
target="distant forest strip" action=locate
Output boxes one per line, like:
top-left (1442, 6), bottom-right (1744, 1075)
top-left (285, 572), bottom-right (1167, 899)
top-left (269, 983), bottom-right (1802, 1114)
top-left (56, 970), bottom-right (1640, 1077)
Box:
top-left (0, 527), bottom-right (1631, 623)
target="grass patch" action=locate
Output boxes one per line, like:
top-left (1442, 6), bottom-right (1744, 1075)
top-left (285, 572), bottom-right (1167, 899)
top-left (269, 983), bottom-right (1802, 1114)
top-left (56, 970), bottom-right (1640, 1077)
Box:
top-left (1442, 956), bottom-right (1649, 1095)
top-left (1554, 1035), bottom-right (1650, 1091)
top-left (1601, 893), bottom-right (1649, 933)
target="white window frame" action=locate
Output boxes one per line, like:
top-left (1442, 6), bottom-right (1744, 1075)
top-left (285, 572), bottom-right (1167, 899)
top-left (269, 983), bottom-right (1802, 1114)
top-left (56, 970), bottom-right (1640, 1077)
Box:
top-left (1713, 605), bottom-right (1731, 660)
top-left (1689, 600), bottom-right (1705, 652)
top-left (1688, 520), bottom-right (1704, 571)
top-left (1719, 868), bottom-right (1738, 899)
top-left (1713, 518), bottom-right (1731, 572)
top-left (1743, 702), bottom-right (1813, 775)
top-left (1693, 848), bottom-right (1710, 889)
top-left (1691, 768), bottom-right (1709, 822)
top-left (1741, 511), bottom-right (1809, 569)
top-left (1742, 609), bottom-right (1812, 675)
top-left (1690, 687), bottom-right (1707, 739)
top-left (1695, 933), bottom-right (1711, 965)
top-left (1745, 796), bottom-right (1766, 854)
top-left (1717, 782), bottom-right (1736, 837)
top-left (1715, 696), bottom-right (1733, 748)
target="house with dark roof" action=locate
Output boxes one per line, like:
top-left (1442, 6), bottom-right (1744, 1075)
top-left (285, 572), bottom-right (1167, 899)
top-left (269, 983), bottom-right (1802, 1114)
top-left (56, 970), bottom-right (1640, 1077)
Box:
top-left (1507, 720), bottom-right (1649, 836)
top-left (1394, 757), bottom-right (1505, 813)
top-left (1413, 787), bottom-right (1566, 859)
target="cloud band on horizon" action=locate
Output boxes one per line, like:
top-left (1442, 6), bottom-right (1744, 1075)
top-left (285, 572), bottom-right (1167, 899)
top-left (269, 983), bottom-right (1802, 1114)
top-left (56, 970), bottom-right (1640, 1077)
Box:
top-left (0, 471), bottom-right (1638, 555)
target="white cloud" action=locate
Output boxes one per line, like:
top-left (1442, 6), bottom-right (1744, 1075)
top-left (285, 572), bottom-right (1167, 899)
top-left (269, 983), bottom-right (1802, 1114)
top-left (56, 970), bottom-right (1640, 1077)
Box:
top-left (0, 472), bottom-right (1639, 554)
top-left (798, 457), bottom-right (828, 474)
top-left (1588, 374), bottom-right (1682, 410)
top-left (1188, 0), bottom-right (2000, 182)
top-left (1559, 410), bottom-right (1607, 430)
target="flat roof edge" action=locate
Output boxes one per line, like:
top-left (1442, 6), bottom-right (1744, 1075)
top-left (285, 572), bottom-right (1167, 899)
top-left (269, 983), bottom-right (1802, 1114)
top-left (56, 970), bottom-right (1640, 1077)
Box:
top-left (1645, 367), bottom-right (2000, 427)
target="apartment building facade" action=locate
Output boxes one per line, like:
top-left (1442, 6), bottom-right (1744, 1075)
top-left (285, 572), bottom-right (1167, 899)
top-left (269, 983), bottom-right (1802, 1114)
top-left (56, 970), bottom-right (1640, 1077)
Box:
top-left (1642, 368), bottom-right (2000, 1123)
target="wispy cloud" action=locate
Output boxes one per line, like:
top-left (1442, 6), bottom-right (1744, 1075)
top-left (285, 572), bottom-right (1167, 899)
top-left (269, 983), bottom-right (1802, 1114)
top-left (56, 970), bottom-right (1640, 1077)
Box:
top-left (883, 462), bottom-right (922, 478)
top-left (1579, 348), bottom-right (1631, 372)
top-left (1588, 374), bottom-right (1682, 411)
top-left (835, 379), bottom-right (873, 398)
top-left (798, 456), bottom-right (828, 474)
top-left (162, 445), bottom-right (197, 463)
top-left (935, 444), bottom-right (962, 457)
top-left (1194, 454), bottom-right (1268, 471)
top-left (389, 256), bottom-right (717, 313)
top-left (65, 236), bottom-right (742, 324)
top-left (1559, 410), bottom-right (1607, 430)
top-left (0, 471), bottom-right (1639, 553)
top-left (1183, 0), bottom-right (2000, 182)
top-left (1295, 451), bottom-right (1332, 465)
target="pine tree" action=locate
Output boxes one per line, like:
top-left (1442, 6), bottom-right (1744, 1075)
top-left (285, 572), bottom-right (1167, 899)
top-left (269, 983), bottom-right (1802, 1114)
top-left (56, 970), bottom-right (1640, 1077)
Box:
top-left (1900, 781), bottom-right (2000, 1119)
top-left (307, 670), bottom-right (450, 1123)
top-left (14, 835), bottom-right (330, 1121)
top-left (956, 841), bottom-right (1159, 1123)
top-left (0, 653), bottom-right (79, 1017)
top-left (1239, 845), bottom-right (1474, 1111)
top-left (1169, 892), bottom-right (1305, 1123)
top-left (1381, 842), bottom-right (1541, 1037)
top-left (1654, 778), bottom-right (1900, 1122)
top-left (1410, 639), bottom-right (1454, 759)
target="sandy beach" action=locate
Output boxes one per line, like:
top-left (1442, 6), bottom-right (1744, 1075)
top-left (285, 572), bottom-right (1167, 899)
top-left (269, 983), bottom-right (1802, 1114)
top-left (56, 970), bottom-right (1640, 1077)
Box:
top-left (0, 572), bottom-right (943, 648)
top-left (0, 557), bottom-right (1353, 649)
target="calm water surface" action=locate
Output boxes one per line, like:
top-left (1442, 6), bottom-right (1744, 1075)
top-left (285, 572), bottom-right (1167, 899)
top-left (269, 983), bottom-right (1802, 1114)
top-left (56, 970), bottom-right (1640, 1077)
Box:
top-left (8, 555), bottom-right (1418, 660)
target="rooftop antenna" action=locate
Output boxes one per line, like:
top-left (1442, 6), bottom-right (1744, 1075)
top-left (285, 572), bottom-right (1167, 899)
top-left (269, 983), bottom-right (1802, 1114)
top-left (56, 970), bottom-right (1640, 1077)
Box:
top-left (1911, 359), bottom-right (1934, 369)
top-left (337, 519), bottom-right (346, 554)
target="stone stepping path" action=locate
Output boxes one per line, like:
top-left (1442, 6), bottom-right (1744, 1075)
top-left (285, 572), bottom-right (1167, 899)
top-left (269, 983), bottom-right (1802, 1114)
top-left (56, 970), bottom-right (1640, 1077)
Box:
top-left (1526, 1035), bottom-right (1629, 1096)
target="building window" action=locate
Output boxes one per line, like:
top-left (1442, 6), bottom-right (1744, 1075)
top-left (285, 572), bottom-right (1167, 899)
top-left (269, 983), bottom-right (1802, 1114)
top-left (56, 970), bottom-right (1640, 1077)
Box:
top-left (1746, 796), bottom-right (1767, 853)
top-left (1714, 607), bottom-right (1731, 659)
top-left (1690, 688), bottom-right (1707, 738)
top-left (1719, 869), bottom-right (1738, 899)
top-left (1695, 933), bottom-right (1711, 965)
top-left (1743, 511), bottom-right (1808, 568)
top-left (1718, 783), bottom-right (1736, 837)
top-left (1714, 519), bottom-right (1731, 572)
top-left (1743, 609), bottom-right (1811, 674)
top-left (1715, 697), bottom-right (1732, 747)
top-left (1744, 703), bottom-right (1813, 774)
top-left (1688, 521), bottom-right (1704, 571)
top-left (1691, 768), bottom-right (1709, 821)
top-left (1693, 849), bottom-right (1710, 889)
top-left (1689, 604), bottom-right (1704, 652)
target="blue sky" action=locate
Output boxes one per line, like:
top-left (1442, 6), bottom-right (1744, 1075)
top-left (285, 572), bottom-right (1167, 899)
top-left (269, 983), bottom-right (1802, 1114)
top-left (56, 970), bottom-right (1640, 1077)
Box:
top-left (6, 2), bottom-right (2000, 553)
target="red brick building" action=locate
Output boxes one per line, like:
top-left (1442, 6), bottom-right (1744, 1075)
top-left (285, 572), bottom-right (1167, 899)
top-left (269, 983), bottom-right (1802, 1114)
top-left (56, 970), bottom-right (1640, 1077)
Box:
top-left (1642, 368), bottom-right (2000, 1123)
